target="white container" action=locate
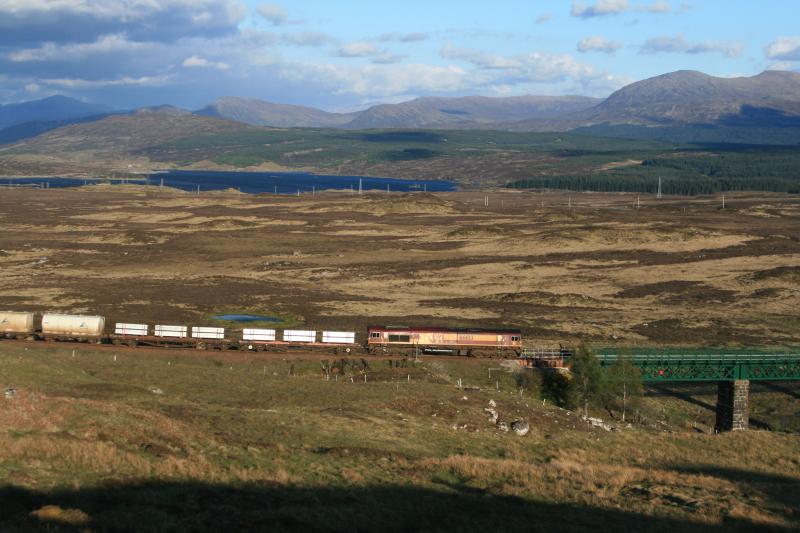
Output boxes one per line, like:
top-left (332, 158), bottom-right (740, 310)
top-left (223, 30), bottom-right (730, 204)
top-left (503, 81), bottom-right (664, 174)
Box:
top-left (283, 329), bottom-right (315, 343)
top-left (42, 313), bottom-right (105, 337)
top-left (154, 325), bottom-right (187, 338)
top-left (242, 328), bottom-right (276, 341)
top-left (191, 326), bottom-right (225, 340)
top-left (322, 331), bottom-right (356, 344)
top-left (115, 323), bottom-right (148, 336)
top-left (0, 311), bottom-right (35, 334)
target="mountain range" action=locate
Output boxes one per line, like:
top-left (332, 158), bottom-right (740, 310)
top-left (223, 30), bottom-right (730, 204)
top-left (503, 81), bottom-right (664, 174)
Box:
top-left (1, 70), bottom-right (800, 146)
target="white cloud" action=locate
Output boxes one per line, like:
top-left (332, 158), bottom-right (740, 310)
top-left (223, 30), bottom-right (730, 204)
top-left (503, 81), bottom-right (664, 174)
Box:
top-left (281, 62), bottom-right (475, 97)
top-left (8, 34), bottom-right (154, 62)
top-left (571, 0), bottom-right (630, 17)
top-left (281, 31), bottom-right (337, 47)
top-left (571, 0), bottom-right (671, 18)
top-left (24, 82), bottom-right (39, 93)
top-left (371, 53), bottom-right (405, 65)
top-left (377, 32), bottom-right (429, 43)
top-left (257, 3), bottom-right (288, 26)
top-left (0, 0), bottom-right (247, 44)
top-left (440, 44), bottom-right (522, 69)
top-left (40, 74), bottom-right (172, 89)
top-left (640, 34), bottom-right (742, 57)
top-left (535, 13), bottom-right (552, 24)
top-left (337, 41), bottom-right (379, 58)
top-left (766, 37), bottom-right (800, 61)
top-left (644, 1), bottom-right (671, 13)
top-left (182, 55), bottom-right (230, 69)
top-left (577, 36), bottom-right (622, 54)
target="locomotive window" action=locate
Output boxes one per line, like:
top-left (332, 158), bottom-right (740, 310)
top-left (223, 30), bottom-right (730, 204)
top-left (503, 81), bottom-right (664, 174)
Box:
top-left (511, 336), bottom-right (520, 341)
top-left (388, 334), bottom-right (410, 342)
top-left (370, 332), bottom-right (381, 338)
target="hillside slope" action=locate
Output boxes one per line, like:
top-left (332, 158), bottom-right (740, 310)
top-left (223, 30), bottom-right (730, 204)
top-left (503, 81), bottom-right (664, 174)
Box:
top-left (0, 95), bottom-right (112, 129)
top-left (509, 70), bottom-right (800, 132)
top-left (196, 96), bottom-right (357, 128)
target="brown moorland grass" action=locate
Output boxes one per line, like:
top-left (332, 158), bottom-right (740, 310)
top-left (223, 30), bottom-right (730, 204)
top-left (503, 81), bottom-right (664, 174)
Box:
top-left (0, 343), bottom-right (798, 531)
top-left (0, 187), bottom-right (799, 346)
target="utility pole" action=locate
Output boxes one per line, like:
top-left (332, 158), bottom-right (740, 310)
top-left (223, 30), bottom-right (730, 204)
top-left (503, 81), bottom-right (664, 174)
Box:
top-left (636, 195), bottom-right (640, 209)
top-left (722, 194), bottom-right (725, 209)
top-left (657, 177), bottom-right (662, 199)
top-left (358, 178), bottom-right (362, 195)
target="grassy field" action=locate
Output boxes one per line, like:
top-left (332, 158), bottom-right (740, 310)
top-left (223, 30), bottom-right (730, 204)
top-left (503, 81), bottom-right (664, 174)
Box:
top-left (1, 343), bottom-right (799, 532)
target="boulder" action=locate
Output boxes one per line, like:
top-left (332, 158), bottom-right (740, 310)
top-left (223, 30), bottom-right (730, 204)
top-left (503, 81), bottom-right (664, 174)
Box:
top-left (511, 420), bottom-right (530, 436)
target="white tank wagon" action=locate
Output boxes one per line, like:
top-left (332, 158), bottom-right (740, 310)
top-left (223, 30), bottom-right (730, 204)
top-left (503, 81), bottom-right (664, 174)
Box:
top-left (0, 311), bottom-right (35, 338)
top-left (41, 313), bottom-right (105, 341)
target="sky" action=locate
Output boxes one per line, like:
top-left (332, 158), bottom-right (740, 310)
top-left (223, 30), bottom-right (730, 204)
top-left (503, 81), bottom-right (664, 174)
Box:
top-left (0, 0), bottom-right (799, 111)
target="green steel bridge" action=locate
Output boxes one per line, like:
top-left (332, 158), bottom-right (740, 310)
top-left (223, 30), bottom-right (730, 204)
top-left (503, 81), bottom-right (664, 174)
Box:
top-left (595, 354), bottom-right (800, 382)
top-left (520, 350), bottom-right (800, 431)
top-left (520, 350), bottom-right (800, 382)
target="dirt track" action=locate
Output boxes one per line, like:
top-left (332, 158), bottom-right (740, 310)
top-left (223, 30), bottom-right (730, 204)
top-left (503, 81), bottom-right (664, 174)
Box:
top-left (0, 185), bottom-right (799, 347)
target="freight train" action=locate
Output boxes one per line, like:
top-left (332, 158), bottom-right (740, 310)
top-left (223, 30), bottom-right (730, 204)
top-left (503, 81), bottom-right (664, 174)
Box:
top-left (0, 311), bottom-right (524, 357)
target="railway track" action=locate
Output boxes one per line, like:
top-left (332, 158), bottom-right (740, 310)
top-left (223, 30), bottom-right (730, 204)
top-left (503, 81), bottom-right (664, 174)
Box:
top-left (0, 337), bottom-right (512, 364)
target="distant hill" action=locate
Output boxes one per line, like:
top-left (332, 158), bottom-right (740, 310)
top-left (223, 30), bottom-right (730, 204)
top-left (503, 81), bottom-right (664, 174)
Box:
top-left (195, 94), bottom-right (601, 129)
top-left (3, 108), bottom-right (254, 155)
top-left (0, 95), bottom-right (112, 129)
top-left (196, 96), bottom-right (356, 128)
top-left (507, 70), bottom-right (800, 136)
top-left (345, 95), bottom-right (601, 129)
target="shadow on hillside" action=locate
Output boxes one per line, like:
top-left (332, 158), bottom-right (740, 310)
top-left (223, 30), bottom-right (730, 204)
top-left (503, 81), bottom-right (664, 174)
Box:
top-left (648, 383), bottom-right (772, 430)
top-left (674, 466), bottom-right (800, 519)
top-left (757, 381), bottom-right (800, 400)
top-left (0, 479), bottom-right (775, 533)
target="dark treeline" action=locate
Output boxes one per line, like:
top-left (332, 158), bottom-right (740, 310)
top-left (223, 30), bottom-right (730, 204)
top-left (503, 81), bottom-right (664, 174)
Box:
top-left (509, 149), bottom-right (800, 195)
top-left (643, 151), bottom-right (800, 179)
top-left (508, 175), bottom-right (800, 195)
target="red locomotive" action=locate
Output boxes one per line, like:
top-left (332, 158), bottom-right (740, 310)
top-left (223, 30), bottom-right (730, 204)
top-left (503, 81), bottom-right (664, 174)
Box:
top-left (367, 325), bottom-right (522, 357)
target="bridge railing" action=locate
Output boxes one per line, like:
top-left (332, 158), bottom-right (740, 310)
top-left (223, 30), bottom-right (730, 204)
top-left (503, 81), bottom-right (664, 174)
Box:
top-left (520, 351), bottom-right (800, 381)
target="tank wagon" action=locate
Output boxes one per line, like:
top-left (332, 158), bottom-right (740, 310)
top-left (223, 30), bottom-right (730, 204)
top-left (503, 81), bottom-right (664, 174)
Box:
top-left (41, 313), bottom-right (105, 342)
top-left (0, 311), bottom-right (35, 339)
top-left (0, 310), bottom-right (529, 358)
top-left (367, 325), bottom-right (522, 357)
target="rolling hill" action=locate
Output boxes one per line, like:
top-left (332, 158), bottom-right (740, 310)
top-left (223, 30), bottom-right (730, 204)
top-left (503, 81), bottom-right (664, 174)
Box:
top-left (0, 95), bottom-right (112, 129)
top-left (195, 94), bottom-right (601, 129)
top-left (196, 96), bottom-right (357, 128)
top-left (508, 70), bottom-right (800, 133)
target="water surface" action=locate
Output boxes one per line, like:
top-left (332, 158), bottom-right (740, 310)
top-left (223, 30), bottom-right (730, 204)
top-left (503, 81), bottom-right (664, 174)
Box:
top-left (2, 170), bottom-right (456, 195)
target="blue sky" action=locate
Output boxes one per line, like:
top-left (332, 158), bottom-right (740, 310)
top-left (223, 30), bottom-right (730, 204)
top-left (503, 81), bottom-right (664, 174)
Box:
top-left (0, 0), bottom-right (798, 110)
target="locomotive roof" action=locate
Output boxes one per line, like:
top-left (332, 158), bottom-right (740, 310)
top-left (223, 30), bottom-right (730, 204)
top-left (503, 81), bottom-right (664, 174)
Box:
top-left (368, 325), bottom-right (522, 334)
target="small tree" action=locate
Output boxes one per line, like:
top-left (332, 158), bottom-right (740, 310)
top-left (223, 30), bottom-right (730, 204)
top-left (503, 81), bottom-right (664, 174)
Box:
top-left (570, 342), bottom-right (602, 417)
top-left (603, 355), bottom-right (643, 422)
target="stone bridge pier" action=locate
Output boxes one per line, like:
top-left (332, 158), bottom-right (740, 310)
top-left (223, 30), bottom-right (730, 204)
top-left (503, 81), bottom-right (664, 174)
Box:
top-left (715, 380), bottom-right (749, 432)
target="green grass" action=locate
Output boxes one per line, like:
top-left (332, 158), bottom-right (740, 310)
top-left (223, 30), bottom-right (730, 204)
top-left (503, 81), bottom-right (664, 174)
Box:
top-left (1, 343), bottom-right (798, 531)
